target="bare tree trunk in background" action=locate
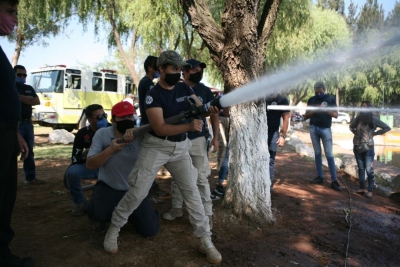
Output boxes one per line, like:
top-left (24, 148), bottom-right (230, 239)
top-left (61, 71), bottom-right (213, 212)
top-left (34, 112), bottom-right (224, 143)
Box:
top-left (11, 27), bottom-right (24, 67)
top-left (182, 0), bottom-right (282, 223)
top-left (106, 0), bottom-right (140, 87)
top-left (336, 87), bottom-right (340, 106)
top-left (291, 87), bottom-right (310, 106)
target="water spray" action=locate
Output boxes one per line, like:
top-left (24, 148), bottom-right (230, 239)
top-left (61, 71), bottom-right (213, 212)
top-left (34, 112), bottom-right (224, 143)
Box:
top-left (219, 32), bottom-right (400, 109)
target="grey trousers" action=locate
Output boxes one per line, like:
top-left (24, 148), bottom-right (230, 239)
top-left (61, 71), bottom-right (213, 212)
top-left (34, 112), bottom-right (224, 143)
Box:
top-left (171, 136), bottom-right (212, 215)
top-left (111, 133), bottom-right (211, 237)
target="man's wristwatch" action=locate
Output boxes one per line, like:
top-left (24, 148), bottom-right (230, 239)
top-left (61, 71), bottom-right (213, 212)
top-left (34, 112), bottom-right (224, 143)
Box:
top-left (280, 133), bottom-right (286, 139)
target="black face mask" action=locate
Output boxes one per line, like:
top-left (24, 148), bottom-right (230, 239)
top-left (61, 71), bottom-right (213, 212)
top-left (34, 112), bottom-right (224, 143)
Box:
top-left (115, 120), bottom-right (136, 134)
top-left (164, 73), bottom-right (181, 86)
top-left (189, 71), bottom-right (203, 84)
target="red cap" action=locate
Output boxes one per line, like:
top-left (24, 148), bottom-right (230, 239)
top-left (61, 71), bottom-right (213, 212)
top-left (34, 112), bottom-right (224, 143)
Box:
top-left (111, 101), bottom-right (135, 117)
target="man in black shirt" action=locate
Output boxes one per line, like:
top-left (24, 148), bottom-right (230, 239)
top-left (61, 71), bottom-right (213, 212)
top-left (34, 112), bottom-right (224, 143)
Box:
top-left (304, 82), bottom-right (341, 191)
top-left (266, 93), bottom-right (290, 192)
top-left (66, 104), bottom-right (109, 216)
top-left (14, 65), bottom-right (40, 184)
top-left (0, 1), bottom-right (35, 266)
top-left (138, 56), bottom-right (158, 126)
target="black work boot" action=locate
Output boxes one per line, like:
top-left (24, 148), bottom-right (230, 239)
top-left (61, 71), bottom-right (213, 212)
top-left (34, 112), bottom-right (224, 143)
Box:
top-left (310, 177), bottom-right (324, 184)
top-left (331, 181), bottom-right (342, 191)
top-left (1, 253), bottom-right (35, 267)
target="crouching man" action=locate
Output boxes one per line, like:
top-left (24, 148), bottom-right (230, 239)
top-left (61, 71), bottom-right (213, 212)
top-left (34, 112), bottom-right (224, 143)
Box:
top-left (85, 101), bottom-right (160, 237)
top-left (66, 104), bottom-right (108, 216)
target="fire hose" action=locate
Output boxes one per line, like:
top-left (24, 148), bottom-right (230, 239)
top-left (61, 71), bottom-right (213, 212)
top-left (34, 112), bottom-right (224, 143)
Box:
top-left (116, 95), bottom-right (223, 143)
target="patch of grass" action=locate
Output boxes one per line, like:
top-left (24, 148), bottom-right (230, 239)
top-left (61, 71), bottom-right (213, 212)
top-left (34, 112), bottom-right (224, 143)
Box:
top-left (34, 144), bottom-right (72, 159)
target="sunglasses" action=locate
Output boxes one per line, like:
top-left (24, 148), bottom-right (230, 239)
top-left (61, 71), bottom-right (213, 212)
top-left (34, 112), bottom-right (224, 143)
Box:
top-left (92, 113), bottom-right (108, 121)
top-left (17, 73), bottom-right (27, 77)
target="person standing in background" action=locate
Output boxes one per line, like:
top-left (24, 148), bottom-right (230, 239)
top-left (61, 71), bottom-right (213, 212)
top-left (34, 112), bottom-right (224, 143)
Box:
top-left (14, 64), bottom-right (41, 184)
top-left (304, 82), bottom-right (341, 192)
top-left (350, 101), bottom-right (391, 198)
top-left (265, 93), bottom-right (290, 192)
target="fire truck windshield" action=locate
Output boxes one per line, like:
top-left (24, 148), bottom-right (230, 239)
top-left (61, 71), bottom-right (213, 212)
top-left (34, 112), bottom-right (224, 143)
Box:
top-left (30, 70), bottom-right (64, 93)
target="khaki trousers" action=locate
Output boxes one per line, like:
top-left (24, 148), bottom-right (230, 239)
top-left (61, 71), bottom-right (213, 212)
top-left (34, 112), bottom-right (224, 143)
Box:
top-left (171, 136), bottom-right (212, 215)
top-left (111, 133), bottom-right (211, 237)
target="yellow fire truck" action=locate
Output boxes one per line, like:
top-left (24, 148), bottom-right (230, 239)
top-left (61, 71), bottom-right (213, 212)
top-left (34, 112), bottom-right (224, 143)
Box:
top-left (30, 65), bottom-right (134, 131)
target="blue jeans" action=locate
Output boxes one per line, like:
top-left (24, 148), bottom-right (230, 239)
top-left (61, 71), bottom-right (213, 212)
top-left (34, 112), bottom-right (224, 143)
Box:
top-left (269, 150), bottom-right (276, 185)
top-left (66, 164), bottom-right (98, 204)
top-left (353, 148), bottom-right (375, 192)
top-left (18, 121), bottom-right (36, 182)
top-left (86, 181), bottom-right (160, 237)
top-left (217, 146), bottom-right (229, 184)
top-left (268, 131), bottom-right (279, 185)
top-left (309, 125), bottom-right (337, 182)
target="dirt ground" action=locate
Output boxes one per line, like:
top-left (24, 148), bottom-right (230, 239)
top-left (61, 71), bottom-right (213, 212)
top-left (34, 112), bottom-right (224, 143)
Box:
top-left (10, 131), bottom-right (400, 267)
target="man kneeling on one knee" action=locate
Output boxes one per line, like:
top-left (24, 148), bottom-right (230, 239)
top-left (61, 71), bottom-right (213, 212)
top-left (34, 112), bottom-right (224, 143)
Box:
top-left (85, 101), bottom-right (160, 237)
top-left (66, 104), bottom-right (109, 216)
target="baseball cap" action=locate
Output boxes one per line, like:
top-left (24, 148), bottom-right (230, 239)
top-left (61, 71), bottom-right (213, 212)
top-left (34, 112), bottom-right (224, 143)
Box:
top-left (314, 81), bottom-right (325, 89)
top-left (186, 59), bottom-right (206, 69)
top-left (157, 50), bottom-right (191, 68)
top-left (112, 101), bottom-right (135, 117)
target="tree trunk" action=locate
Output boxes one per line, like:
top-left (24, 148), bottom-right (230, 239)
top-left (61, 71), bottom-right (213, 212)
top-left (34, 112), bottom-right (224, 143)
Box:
top-left (291, 87), bottom-right (310, 106)
top-left (11, 28), bottom-right (24, 67)
top-left (182, 0), bottom-right (282, 223)
top-left (106, 0), bottom-right (140, 87)
top-left (336, 87), bottom-right (339, 106)
top-left (219, 1), bottom-right (273, 222)
top-left (225, 101), bottom-right (273, 222)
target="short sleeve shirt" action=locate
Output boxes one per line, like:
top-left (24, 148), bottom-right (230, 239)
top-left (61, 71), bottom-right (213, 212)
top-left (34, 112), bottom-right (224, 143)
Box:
top-left (143, 82), bottom-right (194, 128)
top-left (187, 83), bottom-right (214, 140)
top-left (16, 83), bottom-right (38, 119)
top-left (87, 126), bottom-right (142, 191)
top-left (71, 125), bottom-right (96, 164)
top-left (138, 76), bottom-right (154, 125)
top-left (307, 94), bottom-right (337, 128)
top-left (266, 94), bottom-right (290, 134)
top-left (0, 46), bottom-right (21, 123)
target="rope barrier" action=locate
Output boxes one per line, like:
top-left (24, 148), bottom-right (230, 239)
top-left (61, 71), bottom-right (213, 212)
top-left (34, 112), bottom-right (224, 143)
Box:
top-left (339, 173), bottom-right (353, 267)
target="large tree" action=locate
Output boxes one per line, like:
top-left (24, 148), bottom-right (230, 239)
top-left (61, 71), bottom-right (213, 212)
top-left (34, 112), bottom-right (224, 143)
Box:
top-left (356, 0), bottom-right (385, 36)
top-left (334, 1), bottom-right (400, 109)
top-left (87, 0), bottom-right (221, 87)
top-left (181, 0), bottom-right (310, 222)
top-left (8, 0), bottom-right (79, 66)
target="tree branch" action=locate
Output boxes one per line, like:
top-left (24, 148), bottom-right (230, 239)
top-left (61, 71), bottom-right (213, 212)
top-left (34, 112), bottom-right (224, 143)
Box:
top-left (173, 33), bottom-right (181, 51)
top-left (181, 0), bottom-right (224, 56)
top-left (194, 41), bottom-right (206, 58)
top-left (105, 0), bottom-right (139, 86)
top-left (129, 28), bottom-right (137, 63)
top-left (257, 0), bottom-right (282, 45)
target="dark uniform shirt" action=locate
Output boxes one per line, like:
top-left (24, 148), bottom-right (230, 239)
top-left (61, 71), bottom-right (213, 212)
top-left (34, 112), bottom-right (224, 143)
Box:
top-left (266, 94), bottom-right (290, 148)
top-left (144, 82), bottom-right (194, 134)
top-left (16, 83), bottom-right (38, 120)
top-left (0, 46), bottom-right (21, 123)
top-left (71, 125), bottom-right (96, 164)
top-left (138, 76), bottom-right (154, 125)
top-left (187, 82), bottom-right (214, 140)
top-left (307, 94), bottom-right (337, 128)
top-left (266, 94), bottom-right (290, 133)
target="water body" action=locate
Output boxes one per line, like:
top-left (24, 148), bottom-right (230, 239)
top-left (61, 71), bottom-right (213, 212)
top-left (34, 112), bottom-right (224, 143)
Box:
top-left (376, 148), bottom-right (400, 169)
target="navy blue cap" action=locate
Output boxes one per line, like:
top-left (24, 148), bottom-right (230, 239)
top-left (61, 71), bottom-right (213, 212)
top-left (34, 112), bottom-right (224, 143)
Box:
top-left (186, 59), bottom-right (206, 69)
